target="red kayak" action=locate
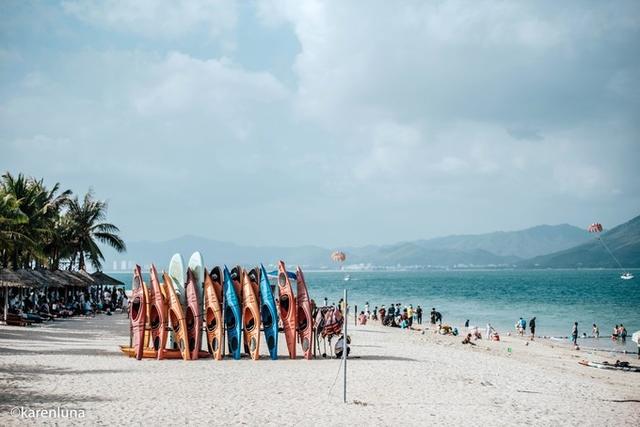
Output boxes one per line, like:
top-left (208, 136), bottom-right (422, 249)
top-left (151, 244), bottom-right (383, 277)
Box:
top-left (277, 260), bottom-right (297, 359)
top-left (130, 265), bottom-right (147, 360)
top-left (296, 266), bottom-right (314, 360)
top-left (149, 264), bottom-right (169, 359)
top-left (185, 268), bottom-right (202, 360)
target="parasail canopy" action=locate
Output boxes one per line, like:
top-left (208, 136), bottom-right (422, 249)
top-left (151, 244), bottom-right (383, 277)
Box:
top-left (331, 251), bottom-right (346, 262)
top-left (587, 223), bottom-right (603, 233)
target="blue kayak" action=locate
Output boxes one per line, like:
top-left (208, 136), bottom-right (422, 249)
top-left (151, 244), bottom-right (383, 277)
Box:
top-left (259, 263), bottom-right (279, 360)
top-left (223, 265), bottom-right (242, 360)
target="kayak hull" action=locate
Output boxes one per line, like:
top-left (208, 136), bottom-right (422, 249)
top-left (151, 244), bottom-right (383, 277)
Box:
top-left (296, 266), bottom-right (314, 360)
top-left (185, 269), bottom-right (203, 360)
top-left (131, 266), bottom-right (147, 361)
top-left (224, 266), bottom-right (242, 360)
top-left (204, 267), bottom-right (224, 360)
top-left (149, 265), bottom-right (169, 359)
top-left (163, 272), bottom-right (190, 361)
top-left (243, 268), bottom-right (261, 360)
top-left (277, 261), bottom-right (297, 359)
top-left (259, 264), bottom-right (279, 360)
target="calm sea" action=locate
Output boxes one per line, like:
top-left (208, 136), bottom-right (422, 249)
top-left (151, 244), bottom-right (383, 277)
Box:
top-left (108, 269), bottom-right (639, 352)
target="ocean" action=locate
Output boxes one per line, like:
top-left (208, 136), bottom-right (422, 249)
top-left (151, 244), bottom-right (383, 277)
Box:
top-left (108, 268), bottom-right (639, 352)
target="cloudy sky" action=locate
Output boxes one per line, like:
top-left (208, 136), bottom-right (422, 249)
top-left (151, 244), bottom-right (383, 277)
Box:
top-left (1, 1), bottom-right (639, 247)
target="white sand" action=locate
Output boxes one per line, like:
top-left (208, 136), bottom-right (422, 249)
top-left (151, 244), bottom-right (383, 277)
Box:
top-left (1, 314), bottom-right (638, 426)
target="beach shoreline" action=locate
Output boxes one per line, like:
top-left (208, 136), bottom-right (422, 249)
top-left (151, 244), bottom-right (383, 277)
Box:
top-left (0, 313), bottom-right (638, 426)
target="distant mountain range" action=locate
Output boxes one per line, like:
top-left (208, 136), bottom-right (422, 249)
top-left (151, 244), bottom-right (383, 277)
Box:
top-left (521, 215), bottom-right (640, 268)
top-left (98, 219), bottom-right (637, 270)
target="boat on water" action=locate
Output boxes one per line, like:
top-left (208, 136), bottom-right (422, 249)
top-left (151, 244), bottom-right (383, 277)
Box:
top-left (587, 223), bottom-right (634, 281)
top-left (343, 274), bottom-right (351, 282)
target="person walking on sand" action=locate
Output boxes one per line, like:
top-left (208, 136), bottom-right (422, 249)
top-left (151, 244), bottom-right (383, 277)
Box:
top-left (529, 317), bottom-right (536, 340)
top-left (592, 324), bottom-right (599, 338)
top-left (572, 322), bottom-right (579, 348)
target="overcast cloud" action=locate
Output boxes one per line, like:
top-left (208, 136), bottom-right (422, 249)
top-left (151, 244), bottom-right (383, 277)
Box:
top-left (1, 1), bottom-right (639, 246)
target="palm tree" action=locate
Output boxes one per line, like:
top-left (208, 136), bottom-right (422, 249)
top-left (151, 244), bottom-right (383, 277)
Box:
top-left (0, 173), bottom-right (72, 269)
top-left (66, 190), bottom-right (126, 271)
top-left (0, 191), bottom-right (29, 268)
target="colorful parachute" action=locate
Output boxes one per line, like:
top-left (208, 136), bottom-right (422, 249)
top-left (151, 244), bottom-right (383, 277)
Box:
top-left (331, 251), bottom-right (346, 263)
top-left (587, 223), bottom-right (603, 233)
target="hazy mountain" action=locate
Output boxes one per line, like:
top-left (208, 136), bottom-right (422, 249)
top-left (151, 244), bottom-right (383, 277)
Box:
top-left (521, 215), bottom-right (640, 268)
top-left (414, 224), bottom-right (590, 259)
top-left (102, 222), bottom-right (598, 270)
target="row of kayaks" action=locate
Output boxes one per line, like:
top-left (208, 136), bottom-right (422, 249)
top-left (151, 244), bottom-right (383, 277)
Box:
top-left (126, 252), bottom-right (314, 361)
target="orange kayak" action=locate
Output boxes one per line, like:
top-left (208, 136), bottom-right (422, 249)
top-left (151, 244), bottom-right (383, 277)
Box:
top-left (185, 268), bottom-right (202, 360)
top-left (130, 266), bottom-right (147, 360)
top-left (162, 271), bottom-right (190, 361)
top-left (203, 267), bottom-right (224, 360)
top-left (277, 260), bottom-right (297, 359)
top-left (142, 280), bottom-right (152, 348)
top-left (149, 265), bottom-right (169, 359)
top-left (242, 268), bottom-right (261, 360)
top-left (120, 346), bottom-right (209, 359)
top-left (296, 266), bottom-right (314, 360)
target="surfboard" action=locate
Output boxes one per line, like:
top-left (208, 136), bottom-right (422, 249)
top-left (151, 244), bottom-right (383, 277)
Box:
top-left (277, 260), bottom-right (297, 359)
top-left (295, 266), bottom-right (313, 360)
top-left (169, 253), bottom-right (186, 306)
top-left (242, 268), bottom-right (261, 360)
top-left (223, 265), bottom-right (242, 360)
top-left (259, 264), bottom-right (278, 360)
top-left (187, 252), bottom-right (205, 356)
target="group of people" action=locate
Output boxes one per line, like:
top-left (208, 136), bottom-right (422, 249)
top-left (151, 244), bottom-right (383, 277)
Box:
top-left (515, 316), bottom-right (536, 340)
top-left (4, 286), bottom-right (127, 325)
top-left (354, 302), bottom-right (427, 329)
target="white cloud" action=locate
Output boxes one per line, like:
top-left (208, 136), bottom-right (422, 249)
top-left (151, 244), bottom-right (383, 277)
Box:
top-left (133, 52), bottom-right (288, 117)
top-left (63, 0), bottom-right (237, 39)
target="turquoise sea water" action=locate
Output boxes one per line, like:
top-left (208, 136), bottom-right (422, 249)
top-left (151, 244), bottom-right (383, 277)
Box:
top-left (110, 269), bottom-right (639, 352)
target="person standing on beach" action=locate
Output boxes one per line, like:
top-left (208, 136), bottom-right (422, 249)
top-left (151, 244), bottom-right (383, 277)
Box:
top-left (529, 317), bottom-right (536, 340)
top-left (592, 324), bottom-right (599, 338)
top-left (620, 325), bottom-right (627, 343)
top-left (430, 308), bottom-right (436, 325)
top-left (416, 306), bottom-right (423, 324)
top-left (407, 305), bottom-right (414, 328)
top-left (464, 319), bottom-right (469, 328)
top-left (572, 322), bottom-right (579, 348)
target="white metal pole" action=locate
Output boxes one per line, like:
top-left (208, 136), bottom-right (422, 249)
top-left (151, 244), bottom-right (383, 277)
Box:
top-left (343, 288), bottom-right (347, 403)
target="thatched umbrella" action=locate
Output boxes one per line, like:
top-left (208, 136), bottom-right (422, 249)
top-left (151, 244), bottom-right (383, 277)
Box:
top-left (91, 271), bottom-right (124, 287)
top-left (0, 269), bottom-right (32, 323)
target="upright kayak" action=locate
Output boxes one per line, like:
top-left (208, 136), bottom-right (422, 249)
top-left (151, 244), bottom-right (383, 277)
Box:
top-left (259, 264), bottom-right (278, 360)
top-left (168, 253), bottom-right (186, 350)
top-left (242, 268), bottom-right (261, 360)
top-left (296, 266), bottom-right (314, 360)
top-left (163, 271), bottom-right (190, 360)
top-left (223, 265), bottom-right (242, 360)
top-left (130, 265), bottom-right (147, 360)
top-left (188, 251), bottom-right (206, 351)
top-left (149, 264), bottom-right (169, 358)
top-left (277, 260), bottom-right (297, 359)
top-left (185, 268), bottom-right (202, 360)
top-left (203, 267), bottom-right (224, 360)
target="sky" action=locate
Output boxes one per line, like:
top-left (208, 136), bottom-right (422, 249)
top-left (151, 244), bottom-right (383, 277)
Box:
top-left (1, 1), bottom-right (639, 247)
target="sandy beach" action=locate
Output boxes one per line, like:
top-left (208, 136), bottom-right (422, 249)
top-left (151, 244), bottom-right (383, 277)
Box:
top-left (0, 314), bottom-right (638, 426)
